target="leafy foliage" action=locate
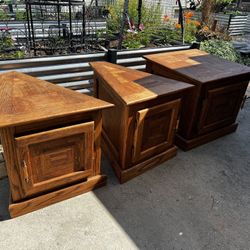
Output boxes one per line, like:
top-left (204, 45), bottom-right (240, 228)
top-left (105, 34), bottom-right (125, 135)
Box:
top-left (15, 10), bottom-right (26, 21)
top-left (0, 35), bottom-right (13, 51)
top-left (200, 39), bottom-right (239, 61)
top-left (155, 27), bottom-right (180, 45)
top-left (200, 39), bottom-right (250, 67)
top-left (105, 0), bottom-right (163, 48)
top-left (0, 9), bottom-right (9, 21)
top-left (106, 0), bottom-right (162, 33)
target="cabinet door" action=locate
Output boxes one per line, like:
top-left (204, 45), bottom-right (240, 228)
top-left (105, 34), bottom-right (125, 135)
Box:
top-left (132, 99), bottom-right (180, 162)
top-left (15, 122), bottom-right (94, 199)
top-left (198, 83), bottom-right (246, 134)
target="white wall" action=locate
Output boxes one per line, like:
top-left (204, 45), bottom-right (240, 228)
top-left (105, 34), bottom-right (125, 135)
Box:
top-left (144, 0), bottom-right (187, 18)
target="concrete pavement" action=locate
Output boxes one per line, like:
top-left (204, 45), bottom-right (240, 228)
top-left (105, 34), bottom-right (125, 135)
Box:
top-left (0, 100), bottom-right (249, 250)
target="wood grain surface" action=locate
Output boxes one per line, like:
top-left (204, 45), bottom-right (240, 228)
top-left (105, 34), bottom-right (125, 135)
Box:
top-left (90, 62), bottom-right (192, 105)
top-left (9, 175), bottom-right (107, 218)
top-left (91, 62), bottom-right (192, 182)
top-left (144, 49), bottom-right (250, 84)
top-left (0, 71), bottom-right (113, 128)
top-left (144, 49), bottom-right (250, 150)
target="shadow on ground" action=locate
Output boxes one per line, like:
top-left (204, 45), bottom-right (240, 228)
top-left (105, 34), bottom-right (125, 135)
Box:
top-left (0, 100), bottom-right (249, 250)
top-left (93, 99), bottom-right (250, 250)
top-left (0, 178), bottom-right (10, 221)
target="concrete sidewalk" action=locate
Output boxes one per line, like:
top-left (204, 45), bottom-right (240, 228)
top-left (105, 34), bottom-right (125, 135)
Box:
top-left (0, 100), bottom-right (249, 250)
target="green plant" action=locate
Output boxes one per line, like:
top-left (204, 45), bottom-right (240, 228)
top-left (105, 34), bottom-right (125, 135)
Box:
top-left (15, 10), bottom-right (26, 21)
top-left (123, 29), bottom-right (152, 49)
top-left (215, 0), bottom-right (232, 4)
top-left (200, 39), bottom-right (239, 62)
top-left (180, 12), bottom-right (202, 43)
top-left (13, 50), bottom-right (25, 59)
top-left (106, 0), bottom-right (162, 33)
top-left (237, 56), bottom-right (250, 67)
top-left (0, 9), bottom-right (8, 21)
top-left (123, 34), bottom-right (142, 49)
top-left (184, 21), bottom-right (200, 43)
top-left (156, 27), bottom-right (180, 45)
top-left (215, 0), bottom-right (233, 12)
top-left (184, 38), bottom-right (250, 67)
top-left (0, 36), bottom-right (13, 50)
top-left (96, 28), bottom-right (117, 40)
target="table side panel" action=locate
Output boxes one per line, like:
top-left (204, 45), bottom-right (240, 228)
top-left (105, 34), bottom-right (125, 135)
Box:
top-left (14, 122), bottom-right (95, 199)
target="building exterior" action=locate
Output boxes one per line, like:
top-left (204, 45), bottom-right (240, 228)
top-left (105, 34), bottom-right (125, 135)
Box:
top-left (161, 0), bottom-right (187, 18)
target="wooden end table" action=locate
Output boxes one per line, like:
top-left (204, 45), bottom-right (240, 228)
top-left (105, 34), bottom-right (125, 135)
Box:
top-left (90, 62), bottom-right (193, 183)
top-left (144, 49), bottom-right (250, 150)
top-left (0, 72), bottom-right (113, 217)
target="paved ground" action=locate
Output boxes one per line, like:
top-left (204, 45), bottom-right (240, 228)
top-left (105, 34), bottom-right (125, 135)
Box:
top-left (0, 100), bottom-right (249, 250)
top-left (247, 84), bottom-right (250, 97)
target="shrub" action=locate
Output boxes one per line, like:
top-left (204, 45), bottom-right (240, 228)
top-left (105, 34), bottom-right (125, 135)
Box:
top-left (123, 29), bottom-right (153, 49)
top-left (106, 0), bottom-right (162, 33)
top-left (155, 27), bottom-right (180, 45)
top-left (237, 56), bottom-right (250, 67)
top-left (200, 39), bottom-right (250, 67)
top-left (15, 11), bottom-right (26, 21)
top-left (0, 9), bottom-right (8, 21)
top-left (200, 39), bottom-right (239, 62)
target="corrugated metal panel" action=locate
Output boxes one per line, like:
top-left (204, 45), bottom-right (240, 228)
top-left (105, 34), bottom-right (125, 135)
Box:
top-left (246, 14), bottom-right (250, 33)
top-left (229, 15), bottom-right (248, 35)
top-left (0, 45), bottom-right (191, 94)
top-left (0, 20), bottom-right (107, 38)
top-left (193, 12), bottom-right (250, 35)
top-left (0, 52), bottom-right (106, 94)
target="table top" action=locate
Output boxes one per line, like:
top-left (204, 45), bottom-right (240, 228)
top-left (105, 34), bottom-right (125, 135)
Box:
top-left (144, 49), bottom-right (250, 84)
top-left (90, 62), bottom-right (193, 105)
top-left (0, 71), bottom-right (113, 128)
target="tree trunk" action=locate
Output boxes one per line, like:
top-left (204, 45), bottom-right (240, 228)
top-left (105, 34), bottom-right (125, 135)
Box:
top-left (118, 0), bottom-right (129, 50)
top-left (176, 0), bottom-right (184, 44)
top-left (201, 0), bottom-right (216, 24)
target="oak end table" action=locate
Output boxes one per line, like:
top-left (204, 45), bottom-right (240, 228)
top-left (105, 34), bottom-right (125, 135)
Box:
top-left (0, 72), bottom-right (113, 217)
top-left (91, 62), bottom-right (193, 183)
top-left (144, 49), bottom-right (250, 150)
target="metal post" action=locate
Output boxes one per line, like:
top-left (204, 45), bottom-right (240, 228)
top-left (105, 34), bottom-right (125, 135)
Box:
top-left (107, 49), bottom-right (117, 64)
top-left (69, 0), bottom-right (73, 50)
top-left (28, 2), bottom-right (36, 56)
top-left (228, 14), bottom-right (233, 31)
top-left (191, 42), bottom-right (200, 49)
top-left (82, 0), bottom-right (86, 45)
top-left (137, 0), bottom-right (142, 29)
top-left (25, 1), bottom-right (32, 54)
top-left (57, 0), bottom-right (61, 37)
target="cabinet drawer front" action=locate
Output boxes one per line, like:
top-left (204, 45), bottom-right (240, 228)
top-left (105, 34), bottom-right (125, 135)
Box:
top-left (198, 83), bottom-right (246, 134)
top-left (15, 122), bottom-right (94, 198)
top-left (133, 99), bottom-right (180, 162)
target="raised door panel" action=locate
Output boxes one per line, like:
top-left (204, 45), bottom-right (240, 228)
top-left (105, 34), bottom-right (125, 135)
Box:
top-left (198, 83), bottom-right (246, 134)
top-left (15, 122), bottom-right (94, 199)
top-left (132, 99), bottom-right (180, 163)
